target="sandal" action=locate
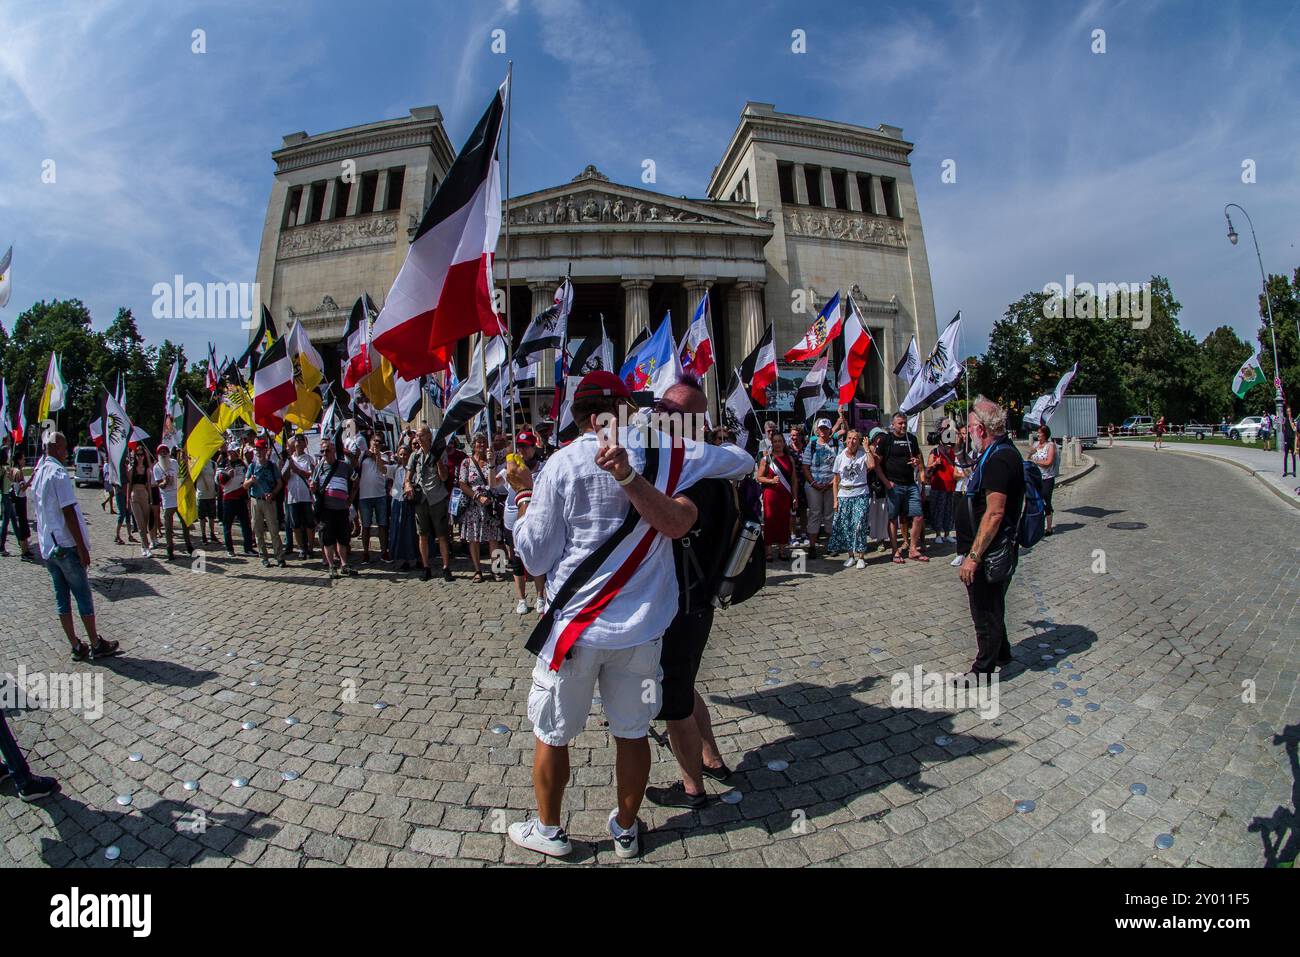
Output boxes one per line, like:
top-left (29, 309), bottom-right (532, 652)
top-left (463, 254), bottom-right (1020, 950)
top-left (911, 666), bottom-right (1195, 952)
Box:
top-left (471, 572), bottom-right (485, 583)
top-left (891, 552), bottom-right (907, 565)
top-left (909, 553), bottom-right (930, 563)
top-left (89, 637), bottom-right (123, 660)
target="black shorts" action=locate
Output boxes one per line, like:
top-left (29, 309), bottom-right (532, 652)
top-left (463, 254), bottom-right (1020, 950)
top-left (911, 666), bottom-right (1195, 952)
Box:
top-left (656, 607), bottom-right (714, 721)
top-left (318, 508), bottom-right (350, 546)
top-left (198, 498), bottom-right (217, 521)
top-left (415, 496), bottom-right (450, 539)
top-left (288, 502), bottom-right (316, 530)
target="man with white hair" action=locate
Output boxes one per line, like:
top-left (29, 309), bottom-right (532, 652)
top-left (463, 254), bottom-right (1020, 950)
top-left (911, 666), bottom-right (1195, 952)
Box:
top-left (956, 396), bottom-right (1025, 675)
top-left (29, 432), bottom-right (122, 661)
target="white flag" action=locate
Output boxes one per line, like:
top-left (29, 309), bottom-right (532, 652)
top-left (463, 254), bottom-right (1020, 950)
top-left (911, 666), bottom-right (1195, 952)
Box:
top-left (0, 246), bottom-right (11, 308)
top-left (900, 314), bottom-right (963, 416)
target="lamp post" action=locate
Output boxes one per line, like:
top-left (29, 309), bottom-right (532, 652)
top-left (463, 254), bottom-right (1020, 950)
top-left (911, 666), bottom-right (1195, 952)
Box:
top-left (1224, 203), bottom-right (1284, 471)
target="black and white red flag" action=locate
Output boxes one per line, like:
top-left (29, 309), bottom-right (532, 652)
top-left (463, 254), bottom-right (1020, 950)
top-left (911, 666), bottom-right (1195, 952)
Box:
top-left (738, 323), bottom-right (777, 407)
top-left (794, 351), bottom-right (834, 425)
top-left (341, 294), bottom-right (376, 393)
top-left (252, 335), bottom-right (296, 431)
top-left (372, 79), bottom-right (507, 378)
top-left (833, 295), bottom-right (873, 407)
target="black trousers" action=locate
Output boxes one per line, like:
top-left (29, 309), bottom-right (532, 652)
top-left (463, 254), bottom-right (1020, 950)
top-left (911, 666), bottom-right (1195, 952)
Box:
top-left (222, 498), bottom-right (254, 553)
top-left (966, 572), bottom-right (1013, 673)
top-left (0, 709), bottom-right (33, 787)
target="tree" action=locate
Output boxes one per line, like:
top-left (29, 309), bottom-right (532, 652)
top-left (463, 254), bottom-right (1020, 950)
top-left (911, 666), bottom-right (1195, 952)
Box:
top-left (1196, 326), bottom-right (1251, 422)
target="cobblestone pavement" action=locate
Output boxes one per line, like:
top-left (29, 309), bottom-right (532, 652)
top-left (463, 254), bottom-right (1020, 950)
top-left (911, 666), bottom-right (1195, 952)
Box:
top-left (2, 447), bottom-right (1296, 868)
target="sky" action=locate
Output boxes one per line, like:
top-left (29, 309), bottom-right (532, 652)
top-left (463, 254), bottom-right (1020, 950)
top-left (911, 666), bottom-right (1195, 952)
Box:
top-left (1, 0), bottom-right (1298, 366)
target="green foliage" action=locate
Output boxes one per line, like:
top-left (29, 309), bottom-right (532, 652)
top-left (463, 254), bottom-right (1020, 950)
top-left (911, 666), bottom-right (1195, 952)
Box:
top-left (972, 272), bottom-right (1297, 427)
top-left (1, 299), bottom-right (208, 450)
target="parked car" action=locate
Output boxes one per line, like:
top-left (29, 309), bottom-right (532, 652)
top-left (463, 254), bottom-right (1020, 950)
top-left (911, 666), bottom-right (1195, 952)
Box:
top-left (1120, 415), bottom-right (1154, 435)
top-left (1227, 416), bottom-right (1264, 442)
top-left (72, 445), bottom-right (102, 487)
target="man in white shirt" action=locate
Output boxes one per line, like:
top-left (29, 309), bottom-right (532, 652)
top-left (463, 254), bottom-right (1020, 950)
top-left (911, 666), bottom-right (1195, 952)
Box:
top-left (505, 371), bottom-right (752, 860)
top-left (356, 434), bottom-right (390, 563)
top-left (29, 432), bottom-right (122, 661)
top-left (281, 434), bottom-right (317, 560)
top-left (195, 457), bottom-right (218, 545)
top-left (153, 444), bottom-right (193, 560)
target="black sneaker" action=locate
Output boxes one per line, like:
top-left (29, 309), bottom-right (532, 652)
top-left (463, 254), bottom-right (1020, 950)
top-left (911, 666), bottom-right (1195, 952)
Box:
top-left (18, 776), bottom-right (60, 802)
top-left (261, 558), bottom-right (270, 568)
top-left (645, 781), bottom-right (710, 810)
top-left (701, 762), bottom-right (732, 783)
top-left (421, 567), bottom-right (432, 582)
top-left (442, 568), bottom-right (453, 582)
top-left (277, 559), bottom-right (287, 568)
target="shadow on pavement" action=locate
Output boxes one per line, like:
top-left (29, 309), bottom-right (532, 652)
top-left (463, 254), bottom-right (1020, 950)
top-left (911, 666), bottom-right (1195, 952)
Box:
top-left (89, 656), bottom-right (218, 690)
top-left (1248, 723), bottom-right (1298, 868)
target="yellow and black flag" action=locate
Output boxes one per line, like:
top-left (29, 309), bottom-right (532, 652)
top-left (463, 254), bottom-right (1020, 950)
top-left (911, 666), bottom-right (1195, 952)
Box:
top-left (214, 362), bottom-right (256, 433)
top-left (178, 394), bottom-right (226, 525)
top-left (235, 304), bottom-right (279, 372)
top-left (284, 319), bottom-right (324, 429)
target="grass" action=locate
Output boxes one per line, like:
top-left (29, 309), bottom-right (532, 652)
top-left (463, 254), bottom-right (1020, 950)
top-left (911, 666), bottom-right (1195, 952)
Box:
top-left (1111, 434), bottom-right (1274, 450)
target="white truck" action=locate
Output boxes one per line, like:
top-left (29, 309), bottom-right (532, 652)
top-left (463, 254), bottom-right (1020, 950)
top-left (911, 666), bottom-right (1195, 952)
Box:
top-left (1043, 395), bottom-right (1099, 448)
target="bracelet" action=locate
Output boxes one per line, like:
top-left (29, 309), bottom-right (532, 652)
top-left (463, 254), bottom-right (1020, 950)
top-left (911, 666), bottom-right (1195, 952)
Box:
top-left (616, 470), bottom-right (636, 487)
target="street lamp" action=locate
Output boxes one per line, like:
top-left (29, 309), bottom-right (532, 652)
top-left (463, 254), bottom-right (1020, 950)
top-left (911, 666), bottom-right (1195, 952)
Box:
top-left (1223, 203), bottom-right (1284, 472)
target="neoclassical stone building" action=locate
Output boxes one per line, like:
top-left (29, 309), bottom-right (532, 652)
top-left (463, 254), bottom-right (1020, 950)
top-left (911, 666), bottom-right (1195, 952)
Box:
top-left (254, 100), bottom-right (939, 422)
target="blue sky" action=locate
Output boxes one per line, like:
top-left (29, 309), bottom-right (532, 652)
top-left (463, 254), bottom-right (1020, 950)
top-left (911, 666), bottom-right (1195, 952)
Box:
top-left (1, 0), bottom-right (1297, 366)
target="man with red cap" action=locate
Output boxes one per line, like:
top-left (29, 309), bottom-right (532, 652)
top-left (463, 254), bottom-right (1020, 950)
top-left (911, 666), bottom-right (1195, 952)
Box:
top-left (504, 369), bottom-right (752, 860)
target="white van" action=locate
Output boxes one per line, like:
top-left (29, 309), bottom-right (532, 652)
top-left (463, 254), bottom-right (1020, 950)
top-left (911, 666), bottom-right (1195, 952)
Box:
top-left (72, 446), bottom-right (102, 486)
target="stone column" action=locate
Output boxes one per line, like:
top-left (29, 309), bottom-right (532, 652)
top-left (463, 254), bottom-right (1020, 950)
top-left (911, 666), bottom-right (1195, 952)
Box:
top-left (792, 163), bottom-right (809, 205)
top-left (820, 167), bottom-right (835, 208)
top-left (621, 278), bottom-right (652, 359)
top-left (296, 184), bottom-right (313, 226)
top-left (736, 281), bottom-right (766, 357)
top-left (682, 278), bottom-right (717, 418)
top-left (375, 169), bottom-right (390, 213)
top-left (847, 173), bottom-right (863, 212)
top-left (871, 177), bottom-right (888, 219)
top-left (321, 179), bottom-right (338, 222)
top-left (345, 173), bottom-right (363, 216)
top-left (529, 281), bottom-right (554, 390)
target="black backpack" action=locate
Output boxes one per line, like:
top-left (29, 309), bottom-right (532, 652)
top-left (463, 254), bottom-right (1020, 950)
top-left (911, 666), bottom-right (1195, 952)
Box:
top-left (678, 478), bottom-right (766, 613)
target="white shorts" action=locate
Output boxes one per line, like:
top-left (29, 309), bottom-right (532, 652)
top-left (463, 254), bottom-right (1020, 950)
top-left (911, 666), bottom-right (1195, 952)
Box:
top-left (527, 637), bottom-right (664, 746)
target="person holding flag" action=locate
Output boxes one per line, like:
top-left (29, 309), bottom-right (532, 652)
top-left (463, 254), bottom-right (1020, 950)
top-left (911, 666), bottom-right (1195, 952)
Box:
top-left (153, 444), bottom-right (193, 561)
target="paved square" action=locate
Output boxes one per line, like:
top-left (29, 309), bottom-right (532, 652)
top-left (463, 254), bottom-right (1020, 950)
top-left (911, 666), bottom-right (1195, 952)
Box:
top-left (1, 446), bottom-right (1296, 867)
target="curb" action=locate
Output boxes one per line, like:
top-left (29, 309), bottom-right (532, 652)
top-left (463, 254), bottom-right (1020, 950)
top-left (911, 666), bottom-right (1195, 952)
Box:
top-left (1055, 452), bottom-right (1096, 489)
top-left (1111, 444), bottom-right (1300, 512)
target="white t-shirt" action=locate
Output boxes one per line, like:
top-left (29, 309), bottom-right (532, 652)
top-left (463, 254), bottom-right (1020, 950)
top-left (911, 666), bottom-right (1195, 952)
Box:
top-left (31, 458), bottom-right (90, 559)
top-left (284, 452), bottom-right (316, 504)
top-left (153, 458), bottom-right (179, 509)
top-left (833, 449), bottom-right (871, 498)
top-left (357, 453), bottom-right (389, 500)
top-left (195, 460), bottom-right (217, 499)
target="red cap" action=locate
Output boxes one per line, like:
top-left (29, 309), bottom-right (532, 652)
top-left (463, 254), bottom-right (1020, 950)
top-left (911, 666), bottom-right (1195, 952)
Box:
top-left (254, 438), bottom-right (269, 449)
top-left (574, 370), bottom-right (631, 402)
top-left (516, 431), bottom-right (538, 447)
top-left (155, 444), bottom-right (169, 455)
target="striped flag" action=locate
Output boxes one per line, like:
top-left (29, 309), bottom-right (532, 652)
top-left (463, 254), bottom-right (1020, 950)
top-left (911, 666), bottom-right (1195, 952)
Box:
top-left (738, 324), bottom-right (777, 407)
top-left (37, 351), bottom-right (65, 422)
top-left (785, 291), bottom-right (842, 362)
top-left (252, 336), bottom-right (296, 431)
top-left (373, 79), bottom-right (506, 377)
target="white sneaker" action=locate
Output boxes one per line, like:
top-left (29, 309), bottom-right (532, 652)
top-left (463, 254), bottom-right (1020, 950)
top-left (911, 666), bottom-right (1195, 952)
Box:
top-left (608, 809), bottom-right (640, 859)
top-left (855, 558), bottom-right (865, 569)
top-left (515, 599), bottom-right (529, 615)
top-left (534, 596), bottom-right (546, 613)
top-left (507, 819), bottom-right (572, 858)
top-left (842, 557), bottom-right (855, 568)
top-left (141, 547), bottom-right (151, 558)
top-left (950, 553), bottom-right (964, 567)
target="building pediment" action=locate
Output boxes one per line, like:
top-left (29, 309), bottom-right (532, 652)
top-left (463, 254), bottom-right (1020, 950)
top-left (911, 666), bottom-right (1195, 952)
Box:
top-left (506, 165), bottom-right (773, 233)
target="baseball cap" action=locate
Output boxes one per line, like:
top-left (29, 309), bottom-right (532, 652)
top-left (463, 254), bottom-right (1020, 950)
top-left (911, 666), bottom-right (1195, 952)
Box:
top-left (868, 427), bottom-right (885, 441)
top-left (155, 444), bottom-right (169, 455)
top-left (254, 438), bottom-right (269, 449)
top-left (574, 370), bottom-right (631, 402)
top-left (815, 418), bottom-right (833, 430)
top-left (516, 430), bottom-right (539, 447)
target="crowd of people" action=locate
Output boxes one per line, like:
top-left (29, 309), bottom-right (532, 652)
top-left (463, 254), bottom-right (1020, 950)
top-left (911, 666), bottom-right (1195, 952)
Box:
top-left (4, 377), bottom-right (1045, 854)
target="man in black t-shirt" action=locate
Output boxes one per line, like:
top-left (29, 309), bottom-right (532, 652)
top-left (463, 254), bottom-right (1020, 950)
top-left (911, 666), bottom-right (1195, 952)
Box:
top-left (956, 397), bottom-right (1025, 675)
top-left (644, 378), bottom-right (733, 811)
top-left (874, 413), bottom-right (928, 562)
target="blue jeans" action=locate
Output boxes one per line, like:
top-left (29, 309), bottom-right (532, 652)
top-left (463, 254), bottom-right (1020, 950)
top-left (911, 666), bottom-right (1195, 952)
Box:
top-left (47, 549), bottom-right (96, 617)
top-left (886, 482), bottom-right (923, 520)
top-left (358, 496), bottom-right (389, 528)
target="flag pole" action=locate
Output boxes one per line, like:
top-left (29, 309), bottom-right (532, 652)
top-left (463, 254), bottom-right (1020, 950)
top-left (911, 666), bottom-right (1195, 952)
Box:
top-left (503, 60), bottom-right (516, 450)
